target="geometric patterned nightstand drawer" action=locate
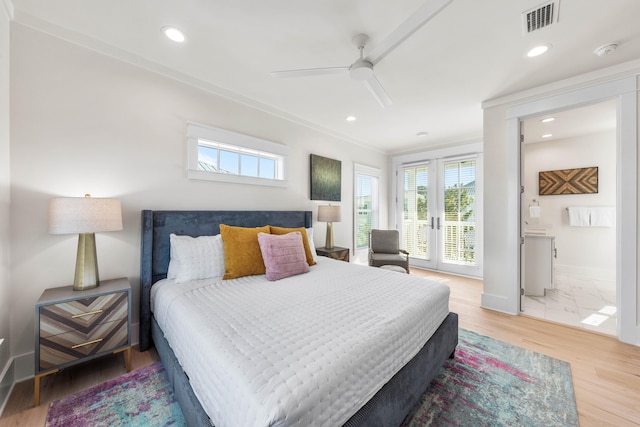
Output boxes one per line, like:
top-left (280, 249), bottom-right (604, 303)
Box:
top-left (39, 317), bottom-right (128, 370)
top-left (39, 291), bottom-right (128, 338)
top-left (34, 277), bottom-right (132, 406)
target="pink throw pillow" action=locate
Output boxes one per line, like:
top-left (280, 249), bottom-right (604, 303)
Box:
top-left (257, 231), bottom-right (310, 281)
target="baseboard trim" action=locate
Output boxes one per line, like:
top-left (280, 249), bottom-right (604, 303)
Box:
top-left (481, 292), bottom-right (518, 315)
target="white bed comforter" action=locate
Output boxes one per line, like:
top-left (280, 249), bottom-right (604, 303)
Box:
top-left (152, 258), bottom-right (450, 427)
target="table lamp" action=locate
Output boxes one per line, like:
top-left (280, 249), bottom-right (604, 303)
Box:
top-left (49, 194), bottom-right (123, 291)
top-left (317, 205), bottom-right (341, 249)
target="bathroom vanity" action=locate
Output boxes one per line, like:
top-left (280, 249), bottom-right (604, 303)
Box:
top-left (524, 235), bottom-right (556, 296)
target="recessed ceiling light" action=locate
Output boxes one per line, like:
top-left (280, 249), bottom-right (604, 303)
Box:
top-left (541, 117), bottom-right (555, 123)
top-left (527, 44), bottom-right (551, 57)
top-left (416, 132), bottom-right (429, 137)
top-left (162, 26), bottom-right (186, 43)
top-left (542, 133), bottom-right (553, 138)
top-left (346, 116), bottom-right (357, 122)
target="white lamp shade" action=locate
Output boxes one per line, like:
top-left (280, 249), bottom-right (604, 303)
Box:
top-left (317, 205), bottom-right (341, 222)
top-left (49, 196), bottom-right (123, 234)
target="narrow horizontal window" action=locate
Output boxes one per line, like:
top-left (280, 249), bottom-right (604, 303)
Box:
top-left (187, 123), bottom-right (288, 187)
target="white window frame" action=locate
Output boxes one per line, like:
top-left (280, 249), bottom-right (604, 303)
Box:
top-left (187, 122), bottom-right (289, 187)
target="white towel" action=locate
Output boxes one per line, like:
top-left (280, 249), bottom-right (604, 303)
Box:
top-left (529, 206), bottom-right (540, 218)
top-left (567, 207), bottom-right (590, 226)
top-left (590, 207), bottom-right (615, 227)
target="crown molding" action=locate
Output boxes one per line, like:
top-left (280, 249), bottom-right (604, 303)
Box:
top-left (482, 58), bottom-right (640, 110)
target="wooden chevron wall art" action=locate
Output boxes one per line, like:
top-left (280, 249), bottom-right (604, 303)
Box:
top-left (539, 167), bottom-right (598, 195)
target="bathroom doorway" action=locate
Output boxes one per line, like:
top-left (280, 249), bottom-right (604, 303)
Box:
top-left (520, 100), bottom-right (617, 336)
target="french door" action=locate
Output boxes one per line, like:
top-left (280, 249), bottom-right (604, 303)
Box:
top-left (353, 164), bottom-right (380, 265)
top-left (398, 155), bottom-right (481, 276)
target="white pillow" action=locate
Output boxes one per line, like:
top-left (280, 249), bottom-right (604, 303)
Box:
top-left (306, 228), bottom-right (318, 262)
top-left (168, 234), bottom-right (225, 283)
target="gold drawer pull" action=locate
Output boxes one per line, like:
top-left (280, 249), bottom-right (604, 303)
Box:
top-left (71, 309), bottom-right (103, 319)
top-left (71, 338), bottom-right (103, 349)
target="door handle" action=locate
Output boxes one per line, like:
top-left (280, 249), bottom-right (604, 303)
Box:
top-left (430, 217), bottom-right (434, 229)
top-left (437, 217), bottom-right (441, 230)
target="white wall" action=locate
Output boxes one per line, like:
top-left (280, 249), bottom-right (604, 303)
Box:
top-left (9, 24), bottom-right (389, 367)
top-left (524, 131), bottom-right (616, 279)
top-left (480, 105), bottom-right (520, 313)
top-left (0, 0), bottom-right (12, 402)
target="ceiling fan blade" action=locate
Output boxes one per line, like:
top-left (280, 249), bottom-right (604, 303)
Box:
top-left (270, 67), bottom-right (349, 78)
top-left (365, 0), bottom-right (453, 65)
top-left (363, 74), bottom-right (392, 107)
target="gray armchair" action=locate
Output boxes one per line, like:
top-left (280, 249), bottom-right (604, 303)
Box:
top-left (368, 229), bottom-right (409, 273)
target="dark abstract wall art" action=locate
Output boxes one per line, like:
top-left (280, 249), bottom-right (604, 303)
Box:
top-left (310, 154), bottom-right (341, 201)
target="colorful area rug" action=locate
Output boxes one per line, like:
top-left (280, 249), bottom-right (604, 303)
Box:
top-left (402, 329), bottom-right (579, 426)
top-left (45, 362), bottom-right (185, 427)
top-left (45, 329), bottom-right (578, 427)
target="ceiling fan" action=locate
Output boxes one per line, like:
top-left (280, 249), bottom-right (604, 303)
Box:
top-left (270, 0), bottom-right (453, 107)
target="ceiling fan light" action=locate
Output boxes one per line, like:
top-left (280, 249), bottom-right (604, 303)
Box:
top-left (349, 61), bottom-right (374, 81)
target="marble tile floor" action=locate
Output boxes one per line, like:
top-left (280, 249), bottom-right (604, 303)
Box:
top-left (522, 272), bottom-right (617, 336)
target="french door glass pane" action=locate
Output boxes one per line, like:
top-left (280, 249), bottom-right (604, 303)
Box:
top-left (403, 165), bottom-right (429, 259)
top-left (443, 160), bottom-right (476, 265)
top-left (355, 175), bottom-right (374, 250)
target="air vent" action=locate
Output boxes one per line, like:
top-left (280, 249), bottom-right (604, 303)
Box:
top-left (522, 1), bottom-right (559, 34)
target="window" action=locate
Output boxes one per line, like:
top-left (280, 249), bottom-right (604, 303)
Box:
top-left (187, 123), bottom-right (288, 187)
top-left (353, 163), bottom-right (380, 264)
top-left (442, 159), bottom-right (476, 264)
top-left (402, 163), bottom-right (430, 259)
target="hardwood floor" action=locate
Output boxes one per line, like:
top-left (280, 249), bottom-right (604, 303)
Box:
top-left (411, 269), bottom-right (640, 427)
top-left (1, 270), bottom-right (639, 426)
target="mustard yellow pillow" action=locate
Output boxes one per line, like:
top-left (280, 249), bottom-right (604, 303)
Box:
top-left (220, 224), bottom-right (271, 279)
top-left (270, 226), bottom-right (317, 266)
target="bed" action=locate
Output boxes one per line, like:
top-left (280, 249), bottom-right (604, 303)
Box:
top-left (139, 210), bottom-right (458, 427)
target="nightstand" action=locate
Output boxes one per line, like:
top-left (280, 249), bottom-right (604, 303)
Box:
top-left (34, 277), bottom-right (132, 406)
top-left (316, 246), bottom-right (350, 262)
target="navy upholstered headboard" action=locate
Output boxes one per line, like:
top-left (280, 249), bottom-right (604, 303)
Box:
top-left (139, 210), bottom-right (313, 351)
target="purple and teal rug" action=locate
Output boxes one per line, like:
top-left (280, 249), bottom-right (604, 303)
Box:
top-left (45, 329), bottom-right (578, 426)
top-left (45, 362), bottom-right (185, 427)
top-left (402, 328), bottom-right (579, 426)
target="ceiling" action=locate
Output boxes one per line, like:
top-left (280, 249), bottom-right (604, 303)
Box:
top-left (7, 0), bottom-right (640, 154)
top-left (523, 99), bottom-right (617, 144)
